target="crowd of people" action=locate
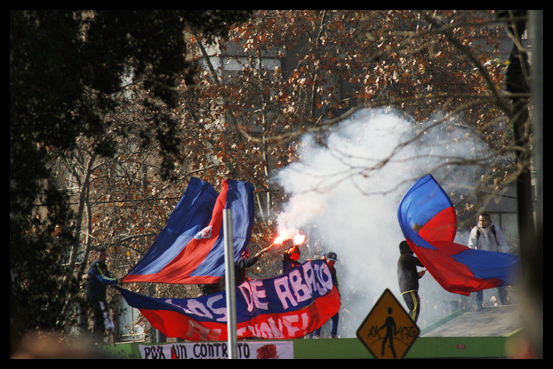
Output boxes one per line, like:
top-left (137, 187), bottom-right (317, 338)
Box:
top-left (396, 210), bottom-right (514, 323)
top-left (84, 210), bottom-right (514, 341)
top-left (83, 238), bottom-right (341, 341)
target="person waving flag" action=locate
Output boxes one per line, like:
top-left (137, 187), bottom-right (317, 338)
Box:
top-left (397, 175), bottom-right (519, 295)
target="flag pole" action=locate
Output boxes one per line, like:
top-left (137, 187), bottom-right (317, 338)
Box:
top-left (223, 209), bottom-right (238, 359)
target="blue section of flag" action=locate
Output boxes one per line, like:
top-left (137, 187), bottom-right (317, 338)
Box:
top-left (122, 178), bottom-right (255, 285)
top-left (190, 180), bottom-right (255, 278)
top-left (398, 175), bottom-right (519, 295)
top-left (125, 178), bottom-right (217, 277)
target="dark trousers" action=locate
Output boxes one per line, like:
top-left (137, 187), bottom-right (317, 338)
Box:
top-left (312, 312), bottom-right (339, 337)
top-left (474, 286), bottom-right (509, 306)
top-left (402, 290), bottom-right (421, 323)
top-left (80, 296), bottom-right (108, 340)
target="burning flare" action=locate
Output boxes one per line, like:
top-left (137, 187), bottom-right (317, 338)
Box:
top-left (293, 234), bottom-right (306, 245)
top-left (273, 232), bottom-right (306, 246)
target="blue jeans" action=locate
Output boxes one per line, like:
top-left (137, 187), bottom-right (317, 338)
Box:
top-left (474, 286), bottom-right (509, 306)
top-left (312, 312), bottom-right (339, 337)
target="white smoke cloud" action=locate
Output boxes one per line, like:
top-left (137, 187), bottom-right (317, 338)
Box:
top-left (274, 108), bottom-right (489, 337)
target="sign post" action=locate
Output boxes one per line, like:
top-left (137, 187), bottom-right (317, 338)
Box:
top-left (223, 209), bottom-right (237, 359)
top-left (356, 289), bottom-right (420, 359)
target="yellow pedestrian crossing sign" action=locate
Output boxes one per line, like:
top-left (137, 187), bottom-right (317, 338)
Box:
top-left (356, 289), bottom-right (420, 359)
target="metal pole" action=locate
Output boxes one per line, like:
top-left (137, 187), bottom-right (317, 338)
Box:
top-left (525, 10), bottom-right (543, 358)
top-left (223, 209), bottom-right (238, 359)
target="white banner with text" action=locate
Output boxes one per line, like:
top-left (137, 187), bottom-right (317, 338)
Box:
top-left (139, 341), bottom-right (293, 359)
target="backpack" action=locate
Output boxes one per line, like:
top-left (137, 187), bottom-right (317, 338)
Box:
top-left (476, 225), bottom-right (497, 241)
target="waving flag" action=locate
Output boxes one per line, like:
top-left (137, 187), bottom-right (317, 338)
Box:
top-left (122, 178), bottom-right (254, 285)
top-left (119, 260), bottom-right (341, 341)
top-left (397, 175), bottom-right (519, 295)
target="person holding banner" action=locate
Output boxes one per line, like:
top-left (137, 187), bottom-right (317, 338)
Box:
top-left (118, 258), bottom-right (342, 342)
top-left (84, 248), bottom-right (119, 341)
top-left (397, 241), bottom-right (425, 323)
top-left (312, 251), bottom-right (340, 338)
top-left (235, 245), bottom-right (271, 285)
top-left (282, 243), bottom-right (301, 273)
top-left (199, 282), bottom-right (221, 297)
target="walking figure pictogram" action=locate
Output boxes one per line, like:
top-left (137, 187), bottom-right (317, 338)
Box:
top-left (356, 289), bottom-right (420, 359)
top-left (379, 307), bottom-right (397, 359)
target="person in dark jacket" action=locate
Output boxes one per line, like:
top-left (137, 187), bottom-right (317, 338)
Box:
top-left (85, 248), bottom-right (119, 340)
top-left (235, 246), bottom-right (271, 285)
top-left (199, 282), bottom-right (221, 297)
top-left (282, 242), bottom-right (301, 273)
top-left (312, 251), bottom-right (340, 338)
top-left (397, 241), bottom-right (425, 323)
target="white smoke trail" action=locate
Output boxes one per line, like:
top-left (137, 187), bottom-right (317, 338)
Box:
top-left (274, 108), bottom-right (489, 337)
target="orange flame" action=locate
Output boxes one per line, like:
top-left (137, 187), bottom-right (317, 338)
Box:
top-left (273, 235), bottom-right (288, 245)
top-left (293, 234), bottom-right (306, 245)
top-left (273, 232), bottom-right (306, 246)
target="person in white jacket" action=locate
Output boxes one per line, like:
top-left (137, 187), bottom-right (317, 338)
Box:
top-left (468, 212), bottom-right (511, 310)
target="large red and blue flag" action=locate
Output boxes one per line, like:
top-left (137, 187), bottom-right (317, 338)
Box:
top-left (119, 260), bottom-right (341, 341)
top-left (397, 174), bottom-right (519, 295)
top-left (122, 178), bottom-right (255, 285)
